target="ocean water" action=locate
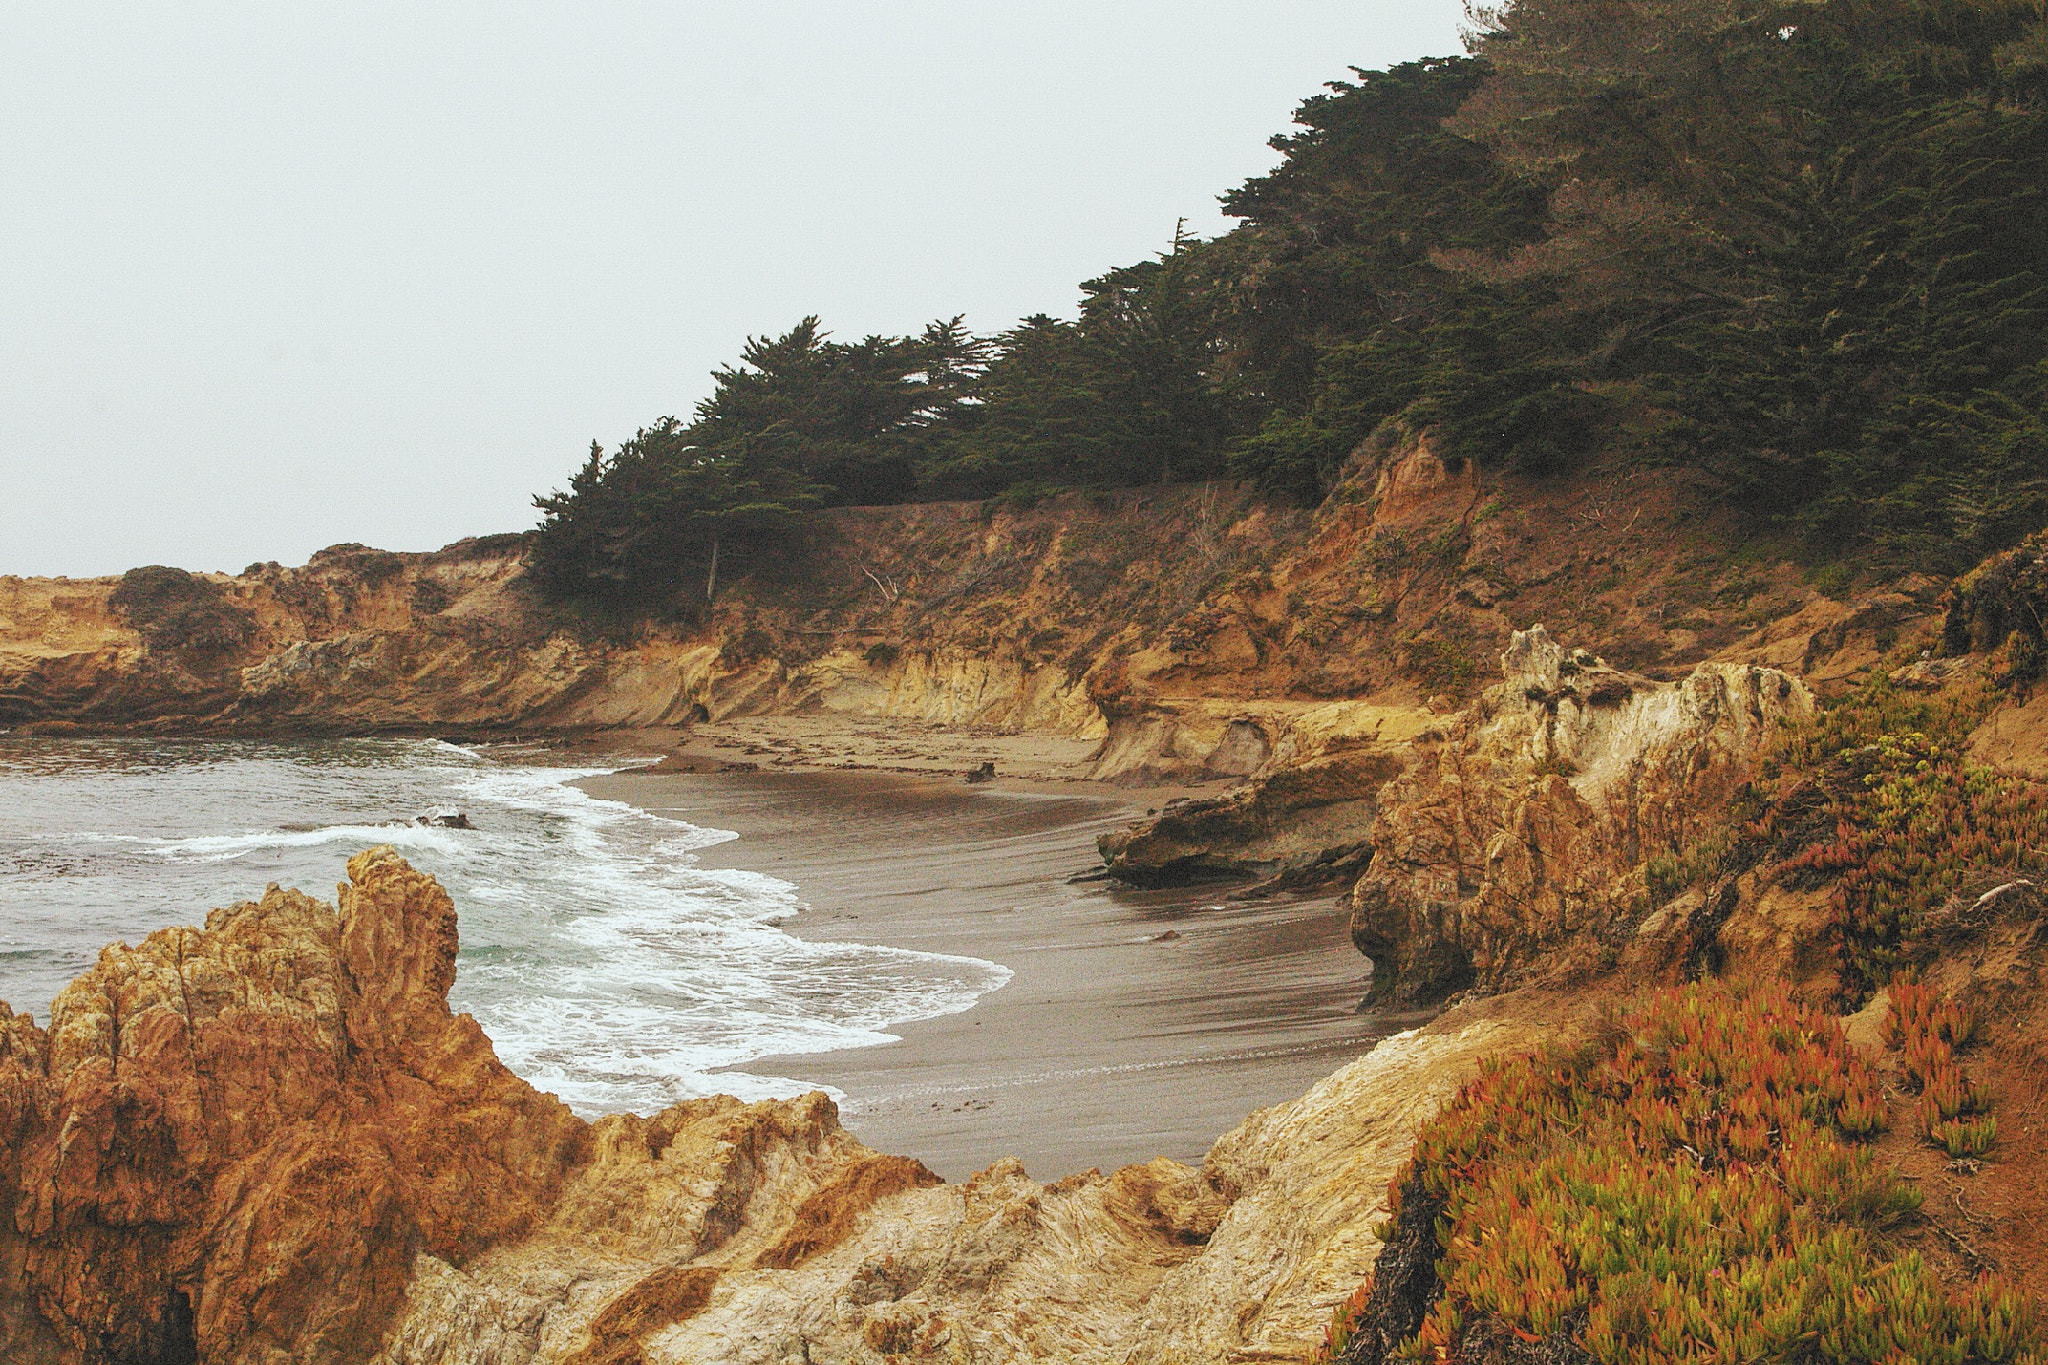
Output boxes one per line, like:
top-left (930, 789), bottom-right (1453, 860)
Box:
top-left (0, 736), bottom-right (1010, 1112)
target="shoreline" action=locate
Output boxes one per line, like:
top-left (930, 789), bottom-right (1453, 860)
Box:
top-left (588, 713), bottom-right (1220, 794)
top-left (577, 750), bottom-right (1398, 1181)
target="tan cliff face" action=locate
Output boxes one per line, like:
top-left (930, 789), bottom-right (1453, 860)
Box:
top-left (1098, 621), bottom-right (1814, 998)
top-left (6, 652), bottom-right (2047, 1361)
top-left (0, 852), bottom-right (1555, 1365)
top-left (2, 518), bottom-right (2042, 1359)
top-left (1, 438), bottom-right (1937, 786)
top-left (1347, 626), bottom-right (1812, 1008)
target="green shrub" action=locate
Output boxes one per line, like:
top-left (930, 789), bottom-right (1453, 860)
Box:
top-left (1891, 982), bottom-right (1997, 1160)
top-left (1746, 674), bottom-right (2048, 991)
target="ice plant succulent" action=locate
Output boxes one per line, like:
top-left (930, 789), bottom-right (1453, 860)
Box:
top-left (1316, 983), bottom-right (2037, 1365)
top-left (1890, 980), bottom-right (1997, 1161)
top-left (1746, 673), bottom-right (2048, 991)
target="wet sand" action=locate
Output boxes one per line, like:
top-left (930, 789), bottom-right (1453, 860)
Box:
top-left (578, 766), bottom-right (1400, 1181)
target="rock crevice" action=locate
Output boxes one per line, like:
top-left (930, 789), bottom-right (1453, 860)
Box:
top-left (1349, 626), bottom-right (1811, 1008)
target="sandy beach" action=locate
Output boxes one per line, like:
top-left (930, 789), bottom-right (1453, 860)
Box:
top-left (579, 757), bottom-right (1402, 1182)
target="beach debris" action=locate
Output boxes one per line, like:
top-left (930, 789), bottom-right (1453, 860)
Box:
top-left (1149, 929), bottom-right (1184, 942)
top-left (1066, 865), bottom-right (1114, 884)
top-left (965, 760), bottom-right (997, 783)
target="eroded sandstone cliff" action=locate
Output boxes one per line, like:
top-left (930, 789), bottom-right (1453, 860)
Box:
top-left (0, 438), bottom-right (1939, 788)
top-left (1346, 626), bottom-right (1812, 1007)
top-left (4, 444), bottom-right (2029, 1362)
top-left (0, 849), bottom-right (587, 1363)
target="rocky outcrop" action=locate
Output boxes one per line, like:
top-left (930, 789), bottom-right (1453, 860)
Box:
top-left (1348, 626), bottom-right (1811, 1008)
top-left (1098, 702), bottom-right (1433, 884)
top-left (367, 1006), bottom-right (1539, 1365)
top-left (2, 440), bottom-right (1927, 771)
top-left (0, 853), bottom-right (1557, 1364)
top-left (0, 848), bottom-right (588, 1364)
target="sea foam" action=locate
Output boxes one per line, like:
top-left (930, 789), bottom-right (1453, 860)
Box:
top-left (0, 736), bottom-right (1010, 1113)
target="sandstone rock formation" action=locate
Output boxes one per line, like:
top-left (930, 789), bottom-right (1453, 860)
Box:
top-left (0, 848), bottom-right (588, 1364)
top-left (1349, 625), bottom-right (1811, 1007)
top-left (2, 440), bottom-right (1930, 784)
top-left (0, 851), bottom-right (1558, 1365)
top-left (367, 1004), bottom-right (1546, 1365)
top-left (1097, 701), bottom-right (1431, 884)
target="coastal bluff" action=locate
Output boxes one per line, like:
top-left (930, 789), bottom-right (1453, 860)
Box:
top-left (0, 848), bottom-right (1537, 1364)
top-left (0, 440), bottom-right (1935, 787)
top-left (7, 453), bottom-right (2045, 1361)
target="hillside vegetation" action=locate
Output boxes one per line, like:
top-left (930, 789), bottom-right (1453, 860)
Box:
top-left (1323, 983), bottom-right (2038, 1365)
top-left (532, 0), bottom-right (2048, 606)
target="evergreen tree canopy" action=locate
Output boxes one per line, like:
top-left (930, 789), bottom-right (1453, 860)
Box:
top-left (535, 0), bottom-right (2048, 603)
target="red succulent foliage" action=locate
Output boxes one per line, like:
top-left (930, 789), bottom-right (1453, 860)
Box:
top-left (1316, 983), bottom-right (2037, 1365)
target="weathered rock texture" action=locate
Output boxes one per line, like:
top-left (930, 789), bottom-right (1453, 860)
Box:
top-left (0, 848), bottom-right (588, 1364)
top-left (1348, 625), bottom-right (1812, 1007)
top-left (0, 852), bottom-right (1551, 1365)
top-left (360, 1004), bottom-right (1548, 1365)
top-left (1, 439), bottom-right (1935, 783)
top-left (1098, 702), bottom-right (1429, 885)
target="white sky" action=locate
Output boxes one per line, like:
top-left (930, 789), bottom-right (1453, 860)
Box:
top-left (1, 2), bottom-right (1468, 577)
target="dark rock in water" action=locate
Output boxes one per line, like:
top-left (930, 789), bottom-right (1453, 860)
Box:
top-left (965, 760), bottom-right (997, 784)
top-left (1149, 929), bottom-right (1183, 942)
top-left (415, 811), bottom-right (474, 830)
top-left (1065, 866), bottom-right (1113, 885)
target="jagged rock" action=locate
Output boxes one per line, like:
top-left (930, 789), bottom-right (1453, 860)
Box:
top-left (1100, 752), bottom-right (1403, 886)
top-left (516, 1015), bottom-right (1536, 1365)
top-left (0, 853), bottom-right (1551, 1365)
top-left (415, 810), bottom-right (475, 829)
top-left (1349, 625), bottom-right (1811, 1008)
top-left (0, 849), bottom-right (588, 1364)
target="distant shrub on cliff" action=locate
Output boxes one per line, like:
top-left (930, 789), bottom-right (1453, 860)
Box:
top-left (109, 565), bottom-right (255, 655)
top-left (307, 543), bottom-right (406, 587)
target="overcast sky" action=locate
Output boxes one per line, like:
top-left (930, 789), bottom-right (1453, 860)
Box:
top-left (2, 3), bottom-right (1468, 578)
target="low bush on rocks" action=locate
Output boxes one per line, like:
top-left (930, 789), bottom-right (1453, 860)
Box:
top-left (1321, 983), bottom-right (2037, 1365)
top-left (1889, 981), bottom-right (1997, 1162)
top-left (108, 565), bottom-right (255, 655)
top-left (1744, 674), bottom-right (2048, 994)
